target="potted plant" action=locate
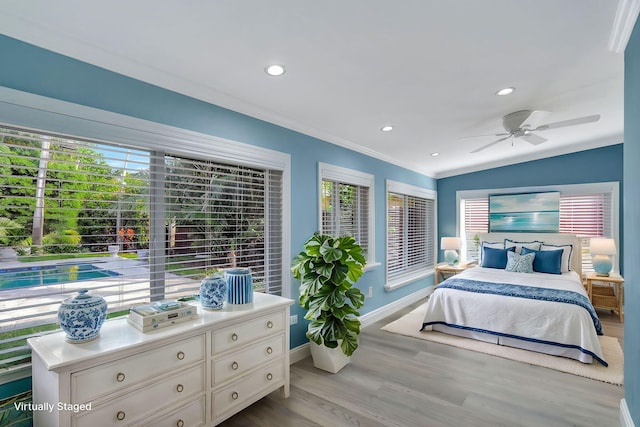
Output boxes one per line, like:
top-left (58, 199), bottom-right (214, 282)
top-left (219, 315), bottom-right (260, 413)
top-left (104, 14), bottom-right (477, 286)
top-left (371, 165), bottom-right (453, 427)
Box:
top-left (291, 233), bottom-right (366, 373)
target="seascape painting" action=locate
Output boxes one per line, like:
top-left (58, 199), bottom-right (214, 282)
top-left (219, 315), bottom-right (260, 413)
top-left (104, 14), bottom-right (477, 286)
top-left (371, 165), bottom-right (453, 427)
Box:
top-left (489, 192), bottom-right (560, 233)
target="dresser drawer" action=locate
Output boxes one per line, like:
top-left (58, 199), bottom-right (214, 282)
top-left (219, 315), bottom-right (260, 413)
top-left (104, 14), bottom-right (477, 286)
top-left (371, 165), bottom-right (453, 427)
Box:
top-left (212, 311), bottom-right (284, 354)
top-left (73, 364), bottom-right (205, 427)
top-left (71, 335), bottom-right (205, 403)
top-left (213, 334), bottom-right (284, 386)
top-left (140, 396), bottom-right (206, 427)
top-left (212, 359), bottom-right (285, 422)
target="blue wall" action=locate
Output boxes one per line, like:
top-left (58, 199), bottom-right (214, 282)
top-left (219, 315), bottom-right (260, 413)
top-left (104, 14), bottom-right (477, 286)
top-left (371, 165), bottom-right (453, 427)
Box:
top-left (437, 144), bottom-right (624, 267)
top-left (0, 35), bottom-right (437, 395)
top-left (624, 17), bottom-right (640, 427)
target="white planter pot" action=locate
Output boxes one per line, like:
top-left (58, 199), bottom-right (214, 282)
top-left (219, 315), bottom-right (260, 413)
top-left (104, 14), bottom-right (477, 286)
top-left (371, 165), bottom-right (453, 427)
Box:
top-left (309, 341), bottom-right (351, 373)
top-left (107, 245), bottom-right (119, 257)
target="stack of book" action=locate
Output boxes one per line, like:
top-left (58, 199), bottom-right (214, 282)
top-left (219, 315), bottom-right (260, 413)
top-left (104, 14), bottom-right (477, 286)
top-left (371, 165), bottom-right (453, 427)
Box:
top-left (128, 300), bottom-right (198, 332)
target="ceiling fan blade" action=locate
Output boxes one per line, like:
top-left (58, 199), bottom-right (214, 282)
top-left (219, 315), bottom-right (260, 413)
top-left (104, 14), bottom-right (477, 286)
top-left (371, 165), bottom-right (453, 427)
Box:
top-left (470, 135), bottom-right (511, 153)
top-left (534, 114), bottom-right (600, 131)
top-left (520, 132), bottom-right (548, 145)
top-left (458, 132), bottom-right (509, 140)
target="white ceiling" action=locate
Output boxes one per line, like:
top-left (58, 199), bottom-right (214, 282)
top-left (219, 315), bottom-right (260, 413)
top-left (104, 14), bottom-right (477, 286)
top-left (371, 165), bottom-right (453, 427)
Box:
top-left (0, 0), bottom-right (626, 178)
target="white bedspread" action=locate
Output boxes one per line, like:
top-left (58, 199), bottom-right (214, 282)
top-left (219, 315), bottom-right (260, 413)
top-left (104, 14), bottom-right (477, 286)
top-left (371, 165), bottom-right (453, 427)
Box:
top-left (423, 267), bottom-right (606, 365)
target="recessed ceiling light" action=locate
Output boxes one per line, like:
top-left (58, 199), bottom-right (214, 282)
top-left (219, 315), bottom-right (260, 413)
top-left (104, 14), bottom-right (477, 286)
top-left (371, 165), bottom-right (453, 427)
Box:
top-left (381, 125), bottom-right (394, 132)
top-left (430, 152), bottom-right (440, 157)
top-left (265, 64), bottom-right (286, 76)
top-left (496, 87), bottom-right (515, 96)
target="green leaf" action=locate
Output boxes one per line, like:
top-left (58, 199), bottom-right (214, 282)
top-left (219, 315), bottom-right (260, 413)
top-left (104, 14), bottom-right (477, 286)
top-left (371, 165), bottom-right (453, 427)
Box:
top-left (330, 303), bottom-right (358, 320)
top-left (345, 287), bottom-right (365, 309)
top-left (340, 329), bottom-right (359, 356)
top-left (306, 320), bottom-right (324, 345)
top-left (320, 242), bottom-right (343, 263)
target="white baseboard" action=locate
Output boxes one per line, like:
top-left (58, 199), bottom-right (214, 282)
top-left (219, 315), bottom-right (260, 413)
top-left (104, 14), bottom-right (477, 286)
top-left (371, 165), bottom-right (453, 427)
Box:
top-left (359, 286), bottom-right (431, 328)
top-left (621, 398), bottom-right (636, 427)
top-left (289, 286), bottom-right (431, 364)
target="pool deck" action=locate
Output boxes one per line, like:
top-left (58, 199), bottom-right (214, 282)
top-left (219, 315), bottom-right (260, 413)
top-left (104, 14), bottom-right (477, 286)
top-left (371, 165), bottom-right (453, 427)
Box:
top-left (0, 256), bottom-right (200, 331)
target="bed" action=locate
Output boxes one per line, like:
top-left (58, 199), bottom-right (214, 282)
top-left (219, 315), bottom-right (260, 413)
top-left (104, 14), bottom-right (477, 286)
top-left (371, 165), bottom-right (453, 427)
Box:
top-left (421, 232), bottom-right (607, 366)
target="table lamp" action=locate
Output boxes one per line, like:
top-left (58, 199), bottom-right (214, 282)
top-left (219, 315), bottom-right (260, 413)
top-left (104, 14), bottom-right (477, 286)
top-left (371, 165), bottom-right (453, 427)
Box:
top-left (589, 238), bottom-right (616, 276)
top-left (441, 237), bottom-right (461, 265)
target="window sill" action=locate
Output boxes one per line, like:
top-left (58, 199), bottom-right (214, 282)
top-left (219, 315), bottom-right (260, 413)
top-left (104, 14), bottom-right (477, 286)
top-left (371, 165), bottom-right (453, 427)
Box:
top-left (363, 261), bottom-right (382, 272)
top-left (384, 268), bottom-right (434, 291)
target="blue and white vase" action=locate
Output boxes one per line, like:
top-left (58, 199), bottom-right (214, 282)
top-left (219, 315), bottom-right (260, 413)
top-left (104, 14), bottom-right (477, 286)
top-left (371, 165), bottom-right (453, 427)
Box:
top-left (57, 289), bottom-right (107, 343)
top-left (225, 268), bottom-right (253, 304)
top-left (199, 273), bottom-right (227, 310)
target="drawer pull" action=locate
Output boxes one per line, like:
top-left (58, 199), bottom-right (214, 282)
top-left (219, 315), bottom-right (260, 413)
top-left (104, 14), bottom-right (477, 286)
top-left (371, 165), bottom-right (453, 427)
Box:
top-left (231, 361), bottom-right (239, 370)
top-left (176, 384), bottom-right (184, 393)
top-left (177, 420), bottom-right (185, 427)
top-left (116, 372), bottom-right (126, 383)
top-left (231, 333), bottom-right (238, 341)
top-left (177, 351), bottom-right (185, 360)
top-left (232, 391), bottom-right (239, 400)
top-left (266, 346), bottom-right (273, 354)
top-left (266, 372), bottom-right (273, 381)
top-left (116, 411), bottom-right (126, 421)
top-left (267, 320), bottom-right (274, 328)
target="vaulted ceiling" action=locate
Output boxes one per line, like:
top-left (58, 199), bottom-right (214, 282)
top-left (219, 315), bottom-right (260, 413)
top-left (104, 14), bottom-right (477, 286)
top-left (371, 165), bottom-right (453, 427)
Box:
top-left (0, 0), bottom-right (626, 177)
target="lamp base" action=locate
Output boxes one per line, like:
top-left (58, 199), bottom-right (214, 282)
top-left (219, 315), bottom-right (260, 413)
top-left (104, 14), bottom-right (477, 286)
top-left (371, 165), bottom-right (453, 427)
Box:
top-left (592, 255), bottom-right (613, 277)
top-left (444, 249), bottom-right (458, 266)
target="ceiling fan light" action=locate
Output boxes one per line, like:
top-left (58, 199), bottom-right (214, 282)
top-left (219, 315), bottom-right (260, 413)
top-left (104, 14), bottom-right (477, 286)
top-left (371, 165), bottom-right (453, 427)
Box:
top-left (496, 87), bottom-right (515, 96)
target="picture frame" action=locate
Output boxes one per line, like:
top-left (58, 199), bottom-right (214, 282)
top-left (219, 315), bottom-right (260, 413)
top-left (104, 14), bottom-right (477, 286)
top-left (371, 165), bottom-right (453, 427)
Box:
top-left (489, 192), bottom-right (560, 233)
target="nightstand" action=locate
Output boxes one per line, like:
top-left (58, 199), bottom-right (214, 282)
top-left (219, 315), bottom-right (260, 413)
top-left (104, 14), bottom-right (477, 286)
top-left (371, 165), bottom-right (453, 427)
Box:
top-left (435, 261), bottom-right (477, 285)
top-left (586, 272), bottom-right (624, 322)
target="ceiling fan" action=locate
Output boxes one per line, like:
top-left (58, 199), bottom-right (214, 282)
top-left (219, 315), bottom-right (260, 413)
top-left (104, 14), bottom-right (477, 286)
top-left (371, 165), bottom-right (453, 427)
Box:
top-left (468, 110), bottom-right (600, 153)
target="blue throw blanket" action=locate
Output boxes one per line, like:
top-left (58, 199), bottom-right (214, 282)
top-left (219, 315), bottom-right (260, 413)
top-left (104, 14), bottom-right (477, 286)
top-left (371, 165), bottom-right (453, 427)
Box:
top-left (433, 277), bottom-right (603, 335)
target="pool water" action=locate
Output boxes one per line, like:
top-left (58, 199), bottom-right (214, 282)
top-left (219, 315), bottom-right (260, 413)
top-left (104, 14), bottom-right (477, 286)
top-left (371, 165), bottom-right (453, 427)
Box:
top-left (0, 264), bottom-right (120, 289)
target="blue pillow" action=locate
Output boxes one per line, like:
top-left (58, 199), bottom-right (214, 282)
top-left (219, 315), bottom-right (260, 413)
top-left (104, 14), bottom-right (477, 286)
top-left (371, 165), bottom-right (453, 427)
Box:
top-left (505, 251), bottom-right (535, 273)
top-left (522, 247), bottom-right (563, 274)
top-left (481, 246), bottom-right (515, 269)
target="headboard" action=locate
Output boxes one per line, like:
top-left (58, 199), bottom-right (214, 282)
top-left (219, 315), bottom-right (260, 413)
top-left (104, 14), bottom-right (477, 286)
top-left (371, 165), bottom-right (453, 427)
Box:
top-left (476, 232), bottom-right (582, 278)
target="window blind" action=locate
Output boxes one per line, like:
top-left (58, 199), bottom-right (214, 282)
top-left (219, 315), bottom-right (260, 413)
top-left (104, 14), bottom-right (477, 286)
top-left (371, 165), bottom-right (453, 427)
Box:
top-left (387, 192), bottom-right (435, 280)
top-left (321, 180), bottom-right (369, 255)
top-left (0, 126), bottom-right (283, 370)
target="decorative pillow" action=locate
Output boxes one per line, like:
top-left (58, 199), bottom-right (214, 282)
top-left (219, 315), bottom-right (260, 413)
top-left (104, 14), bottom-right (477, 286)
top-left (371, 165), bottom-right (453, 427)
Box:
top-left (504, 239), bottom-right (542, 254)
top-left (479, 241), bottom-right (504, 264)
top-left (481, 246), bottom-right (515, 269)
top-left (540, 243), bottom-right (573, 272)
top-left (522, 247), bottom-right (563, 274)
top-left (505, 251), bottom-right (535, 273)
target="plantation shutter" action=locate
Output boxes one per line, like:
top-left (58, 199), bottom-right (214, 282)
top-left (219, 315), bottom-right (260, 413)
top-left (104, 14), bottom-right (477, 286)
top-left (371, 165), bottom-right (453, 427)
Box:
top-left (0, 126), bottom-right (283, 371)
top-left (321, 180), bottom-right (369, 254)
top-left (387, 192), bottom-right (435, 280)
top-left (462, 197), bottom-right (488, 261)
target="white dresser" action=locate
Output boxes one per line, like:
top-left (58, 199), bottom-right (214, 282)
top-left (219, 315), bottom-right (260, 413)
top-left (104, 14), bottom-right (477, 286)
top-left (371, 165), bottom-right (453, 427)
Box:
top-left (28, 293), bottom-right (293, 427)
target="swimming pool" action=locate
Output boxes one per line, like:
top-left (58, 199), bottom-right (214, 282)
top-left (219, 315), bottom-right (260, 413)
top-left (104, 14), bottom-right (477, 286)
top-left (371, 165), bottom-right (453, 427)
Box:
top-left (0, 264), bottom-right (121, 289)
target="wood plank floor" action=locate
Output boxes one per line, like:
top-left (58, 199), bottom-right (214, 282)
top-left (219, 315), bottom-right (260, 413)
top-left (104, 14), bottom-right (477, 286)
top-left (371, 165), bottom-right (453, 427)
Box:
top-left (220, 302), bottom-right (624, 427)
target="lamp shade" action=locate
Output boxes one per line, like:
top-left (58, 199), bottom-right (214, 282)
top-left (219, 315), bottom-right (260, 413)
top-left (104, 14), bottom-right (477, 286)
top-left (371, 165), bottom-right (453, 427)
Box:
top-left (441, 237), bottom-right (461, 250)
top-left (589, 238), bottom-right (616, 255)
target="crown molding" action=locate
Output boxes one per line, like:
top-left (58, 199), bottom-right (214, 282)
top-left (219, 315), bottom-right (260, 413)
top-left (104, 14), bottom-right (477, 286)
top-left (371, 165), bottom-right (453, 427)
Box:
top-left (609, 0), bottom-right (640, 53)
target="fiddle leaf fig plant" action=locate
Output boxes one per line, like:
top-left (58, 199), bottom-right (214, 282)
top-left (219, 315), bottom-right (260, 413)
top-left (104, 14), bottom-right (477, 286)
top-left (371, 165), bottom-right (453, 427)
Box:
top-left (291, 233), bottom-right (366, 357)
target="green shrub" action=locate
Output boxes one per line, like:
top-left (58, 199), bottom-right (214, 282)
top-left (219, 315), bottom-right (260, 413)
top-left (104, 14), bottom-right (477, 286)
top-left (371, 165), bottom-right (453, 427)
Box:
top-left (42, 229), bottom-right (82, 253)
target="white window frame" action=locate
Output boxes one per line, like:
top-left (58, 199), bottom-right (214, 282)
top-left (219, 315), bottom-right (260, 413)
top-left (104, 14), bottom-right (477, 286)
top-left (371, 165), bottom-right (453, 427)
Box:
top-left (385, 180), bottom-right (437, 291)
top-left (0, 87), bottom-right (292, 385)
top-left (456, 182), bottom-right (620, 272)
top-left (318, 162), bottom-right (378, 270)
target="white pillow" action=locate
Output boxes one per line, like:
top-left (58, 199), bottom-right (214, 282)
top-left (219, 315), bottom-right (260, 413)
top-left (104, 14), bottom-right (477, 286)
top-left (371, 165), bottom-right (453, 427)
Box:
top-left (540, 243), bottom-right (573, 273)
top-left (504, 239), bottom-right (542, 254)
top-left (480, 241), bottom-right (504, 264)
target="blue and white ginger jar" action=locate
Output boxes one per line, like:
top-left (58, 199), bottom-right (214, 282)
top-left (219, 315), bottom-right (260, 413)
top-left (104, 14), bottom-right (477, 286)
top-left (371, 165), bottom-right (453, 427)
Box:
top-left (225, 268), bottom-right (253, 304)
top-left (199, 273), bottom-right (227, 310)
top-left (57, 289), bottom-right (107, 343)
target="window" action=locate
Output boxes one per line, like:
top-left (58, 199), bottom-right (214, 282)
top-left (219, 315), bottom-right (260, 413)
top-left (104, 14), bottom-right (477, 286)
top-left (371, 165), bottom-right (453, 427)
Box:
top-left (386, 180), bottom-right (436, 289)
top-left (319, 163), bottom-right (375, 265)
top-left (458, 183), bottom-right (618, 274)
top-left (0, 124), bottom-right (288, 375)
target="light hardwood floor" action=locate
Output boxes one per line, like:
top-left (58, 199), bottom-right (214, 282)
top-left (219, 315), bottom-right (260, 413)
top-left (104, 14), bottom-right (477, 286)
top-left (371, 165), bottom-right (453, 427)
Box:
top-left (221, 303), bottom-right (624, 427)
